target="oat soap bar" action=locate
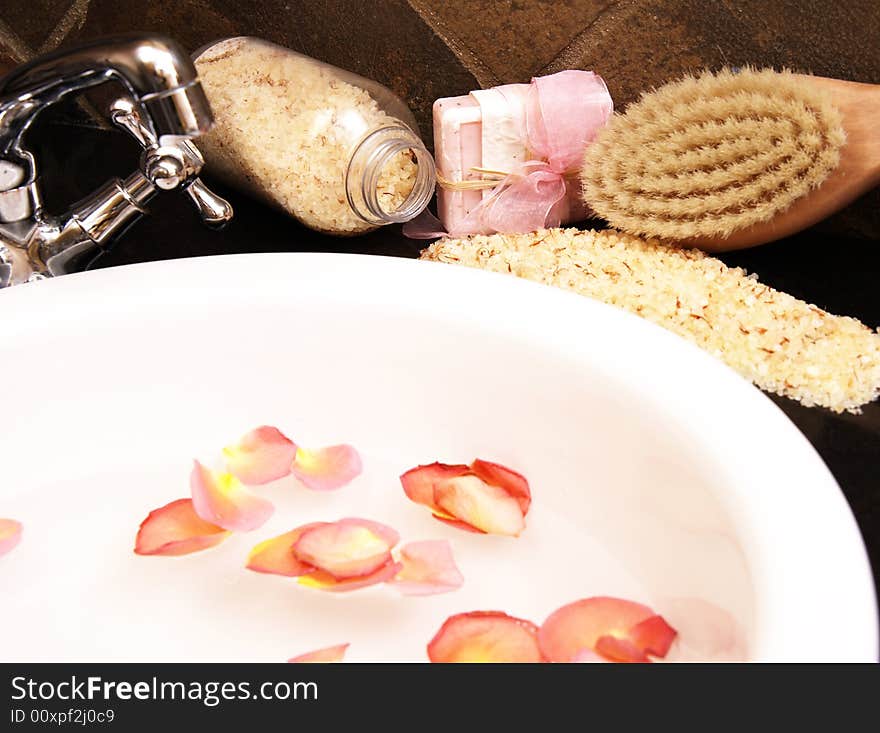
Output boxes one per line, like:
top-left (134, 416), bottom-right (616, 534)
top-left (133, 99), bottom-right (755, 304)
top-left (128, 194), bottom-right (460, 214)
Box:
top-left (195, 37), bottom-right (435, 235)
top-left (433, 71), bottom-right (613, 237)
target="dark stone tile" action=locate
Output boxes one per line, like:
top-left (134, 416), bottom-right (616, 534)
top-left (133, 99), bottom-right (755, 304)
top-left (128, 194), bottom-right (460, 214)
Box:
top-left (409, 0), bottom-right (614, 85)
top-left (60, 0), bottom-right (481, 148)
top-left (0, 0), bottom-right (74, 52)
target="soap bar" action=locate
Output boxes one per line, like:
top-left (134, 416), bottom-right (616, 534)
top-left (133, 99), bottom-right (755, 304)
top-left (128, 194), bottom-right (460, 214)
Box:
top-left (433, 72), bottom-right (612, 236)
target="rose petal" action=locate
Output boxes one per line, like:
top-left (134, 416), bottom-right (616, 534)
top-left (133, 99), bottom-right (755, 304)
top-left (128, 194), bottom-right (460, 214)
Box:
top-left (571, 648), bottom-right (610, 663)
top-left (390, 539), bottom-right (464, 596)
top-left (628, 614), bottom-right (678, 657)
top-left (401, 460), bottom-right (530, 535)
top-left (538, 596), bottom-right (658, 662)
top-left (428, 611), bottom-right (544, 663)
top-left (400, 462), bottom-right (470, 513)
top-left (291, 444), bottom-right (362, 491)
top-left (297, 560), bottom-right (402, 593)
top-left (287, 643), bottom-right (349, 663)
top-left (432, 514), bottom-right (487, 534)
top-left (223, 425), bottom-right (297, 485)
top-left (134, 498), bottom-right (230, 556)
top-left (470, 459), bottom-right (531, 514)
top-left (0, 518), bottom-right (22, 557)
top-left (190, 460), bottom-right (274, 532)
top-left (246, 523), bottom-right (327, 577)
top-left (293, 518), bottom-right (399, 579)
top-left (434, 475), bottom-right (525, 536)
top-left (595, 635), bottom-right (651, 663)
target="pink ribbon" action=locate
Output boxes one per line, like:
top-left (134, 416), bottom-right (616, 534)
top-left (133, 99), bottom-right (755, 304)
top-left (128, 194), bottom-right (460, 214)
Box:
top-left (405, 70), bottom-right (613, 239)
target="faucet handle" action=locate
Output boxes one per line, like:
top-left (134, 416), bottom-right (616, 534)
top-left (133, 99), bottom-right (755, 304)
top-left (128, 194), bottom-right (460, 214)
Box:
top-left (110, 97), bottom-right (157, 148)
top-left (110, 97), bottom-right (233, 229)
top-left (184, 177), bottom-right (233, 229)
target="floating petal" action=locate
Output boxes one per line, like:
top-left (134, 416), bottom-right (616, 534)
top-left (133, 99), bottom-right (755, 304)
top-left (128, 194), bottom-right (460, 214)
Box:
top-left (190, 460), bottom-right (274, 532)
top-left (134, 499), bottom-right (230, 556)
top-left (293, 518), bottom-right (399, 579)
top-left (434, 475), bottom-right (525, 536)
top-left (400, 462), bottom-right (470, 512)
top-left (628, 614), bottom-right (678, 657)
top-left (571, 648), bottom-right (610, 663)
top-left (246, 523), bottom-right (327, 577)
top-left (223, 425), bottom-right (297, 485)
top-left (0, 518), bottom-right (22, 557)
top-left (288, 643), bottom-right (349, 663)
top-left (291, 445), bottom-right (362, 491)
top-left (297, 560), bottom-right (402, 593)
top-left (538, 596), bottom-right (670, 662)
top-left (427, 611), bottom-right (544, 663)
top-left (470, 459), bottom-right (531, 514)
top-left (390, 540), bottom-right (464, 596)
top-left (595, 635), bottom-right (651, 663)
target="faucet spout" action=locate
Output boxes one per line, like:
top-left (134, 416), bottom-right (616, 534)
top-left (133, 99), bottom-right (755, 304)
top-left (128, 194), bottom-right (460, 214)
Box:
top-left (0, 34), bottom-right (231, 286)
top-left (0, 34), bottom-right (213, 161)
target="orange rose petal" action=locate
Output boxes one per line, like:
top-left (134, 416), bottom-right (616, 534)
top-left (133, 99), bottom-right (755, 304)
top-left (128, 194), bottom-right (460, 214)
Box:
top-left (538, 596), bottom-right (657, 662)
top-left (571, 648), bottom-right (610, 663)
top-left (628, 614), bottom-right (678, 657)
top-left (400, 462), bottom-right (471, 513)
top-left (223, 425), bottom-right (297, 485)
top-left (245, 523), bottom-right (327, 577)
top-left (434, 475), bottom-right (525, 537)
top-left (134, 498), bottom-right (230, 556)
top-left (287, 643), bottom-right (349, 663)
top-left (291, 445), bottom-right (362, 491)
top-left (390, 539), bottom-right (464, 596)
top-left (190, 460), bottom-right (274, 532)
top-left (0, 518), bottom-right (22, 557)
top-left (432, 514), bottom-right (486, 534)
top-left (595, 635), bottom-right (651, 663)
top-left (297, 560), bottom-right (402, 593)
top-left (428, 611), bottom-right (544, 663)
top-left (470, 459), bottom-right (531, 515)
top-left (293, 518), bottom-right (399, 579)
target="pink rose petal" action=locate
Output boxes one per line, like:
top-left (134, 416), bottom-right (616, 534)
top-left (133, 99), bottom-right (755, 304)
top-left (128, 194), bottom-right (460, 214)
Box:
top-left (571, 648), bottom-right (611, 663)
top-left (292, 518), bottom-right (399, 579)
top-left (390, 539), bottom-right (464, 596)
top-left (470, 459), bottom-right (531, 515)
top-left (400, 459), bottom-right (531, 536)
top-left (288, 643), bottom-right (349, 663)
top-left (427, 611), bottom-right (544, 663)
top-left (297, 560), bottom-right (402, 593)
top-left (538, 596), bottom-right (677, 662)
top-left (223, 425), bottom-right (297, 485)
top-left (291, 445), bottom-right (362, 491)
top-left (0, 518), bottom-right (22, 557)
top-left (434, 475), bottom-right (525, 537)
top-left (134, 499), bottom-right (230, 556)
top-left (595, 635), bottom-right (651, 663)
top-left (246, 523), bottom-right (327, 577)
top-left (190, 460), bottom-right (274, 532)
top-left (400, 462), bottom-right (471, 513)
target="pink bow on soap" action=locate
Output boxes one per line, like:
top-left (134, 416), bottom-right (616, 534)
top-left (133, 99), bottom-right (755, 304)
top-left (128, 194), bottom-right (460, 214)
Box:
top-left (406, 70), bottom-right (613, 239)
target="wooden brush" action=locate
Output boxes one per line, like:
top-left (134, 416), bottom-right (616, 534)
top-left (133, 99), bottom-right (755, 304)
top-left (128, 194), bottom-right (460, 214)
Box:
top-left (581, 68), bottom-right (880, 251)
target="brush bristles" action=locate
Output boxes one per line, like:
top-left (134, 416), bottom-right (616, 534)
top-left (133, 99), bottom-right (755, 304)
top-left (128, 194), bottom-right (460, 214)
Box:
top-left (582, 68), bottom-right (846, 240)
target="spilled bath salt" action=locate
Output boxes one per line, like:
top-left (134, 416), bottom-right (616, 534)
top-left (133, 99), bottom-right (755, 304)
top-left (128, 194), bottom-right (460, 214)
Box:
top-left (421, 228), bottom-right (880, 413)
top-left (195, 38), bottom-right (417, 234)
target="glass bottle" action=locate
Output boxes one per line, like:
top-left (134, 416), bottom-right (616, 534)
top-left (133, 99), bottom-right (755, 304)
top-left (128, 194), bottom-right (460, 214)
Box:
top-left (194, 37), bottom-right (435, 235)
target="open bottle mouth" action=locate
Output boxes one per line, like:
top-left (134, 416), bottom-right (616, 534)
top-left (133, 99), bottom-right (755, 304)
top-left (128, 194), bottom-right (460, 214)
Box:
top-left (346, 125), bottom-right (436, 225)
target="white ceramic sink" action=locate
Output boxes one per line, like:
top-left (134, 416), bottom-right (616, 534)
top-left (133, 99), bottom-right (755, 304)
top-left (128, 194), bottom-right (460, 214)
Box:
top-left (0, 253), bottom-right (875, 661)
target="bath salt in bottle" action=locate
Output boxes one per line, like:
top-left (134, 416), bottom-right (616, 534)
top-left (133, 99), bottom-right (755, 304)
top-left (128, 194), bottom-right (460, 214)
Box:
top-left (194, 37), bottom-right (435, 235)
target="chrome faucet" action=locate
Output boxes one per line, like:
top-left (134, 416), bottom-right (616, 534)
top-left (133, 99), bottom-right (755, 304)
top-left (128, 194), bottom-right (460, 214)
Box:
top-left (0, 34), bottom-right (232, 287)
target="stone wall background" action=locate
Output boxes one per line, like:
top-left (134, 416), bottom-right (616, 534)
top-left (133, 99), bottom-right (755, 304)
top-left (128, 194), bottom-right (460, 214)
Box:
top-left (1, 0), bottom-right (878, 237)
